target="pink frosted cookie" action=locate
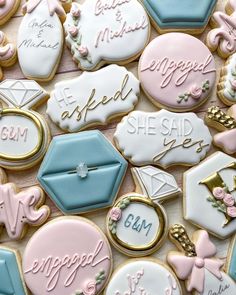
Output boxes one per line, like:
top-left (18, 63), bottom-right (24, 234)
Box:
top-left (0, 0), bottom-right (20, 25)
top-left (23, 216), bottom-right (112, 295)
top-left (0, 168), bottom-right (50, 240)
top-left (138, 33), bottom-right (216, 112)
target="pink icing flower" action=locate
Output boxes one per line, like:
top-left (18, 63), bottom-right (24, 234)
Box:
top-left (0, 0), bottom-right (6, 7)
top-left (190, 85), bottom-right (202, 99)
top-left (71, 6), bottom-right (81, 18)
top-left (231, 80), bottom-right (236, 91)
top-left (78, 46), bottom-right (88, 57)
top-left (223, 194), bottom-right (235, 207)
top-left (68, 26), bottom-right (78, 37)
top-left (110, 207), bottom-right (122, 221)
top-left (83, 281), bottom-right (96, 295)
top-left (227, 206), bottom-right (236, 218)
top-left (213, 187), bottom-right (226, 200)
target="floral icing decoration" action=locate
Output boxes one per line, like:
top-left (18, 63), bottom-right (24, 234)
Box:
top-left (108, 196), bottom-right (131, 234)
top-left (75, 270), bottom-right (106, 295)
top-left (207, 185), bottom-right (236, 226)
top-left (177, 80), bottom-right (210, 103)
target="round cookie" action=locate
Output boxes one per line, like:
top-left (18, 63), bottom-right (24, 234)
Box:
top-left (104, 258), bottom-right (182, 295)
top-left (23, 216), bottom-right (112, 295)
top-left (0, 0), bottom-right (21, 25)
top-left (138, 33), bottom-right (216, 112)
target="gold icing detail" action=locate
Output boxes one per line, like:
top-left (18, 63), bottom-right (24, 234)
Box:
top-left (206, 106), bottom-right (236, 130)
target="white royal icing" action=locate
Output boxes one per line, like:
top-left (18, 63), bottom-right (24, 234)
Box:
top-left (114, 110), bottom-right (212, 168)
top-left (105, 259), bottom-right (181, 295)
top-left (184, 152), bottom-right (236, 239)
top-left (17, 0), bottom-right (63, 81)
top-left (47, 65), bottom-right (140, 132)
top-left (64, 0), bottom-right (150, 70)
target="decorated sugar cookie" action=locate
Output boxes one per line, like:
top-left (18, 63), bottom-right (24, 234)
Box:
top-left (184, 152), bottom-right (236, 239)
top-left (64, 0), bottom-right (150, 71)
top-left (0, 0), bottom-right (21, 25)
top-left (105, 258), bottom-right (182, 295)
top-left (107, 166), bottom-right (181, 256)
top-left (0, 246), bottom-right (29, 295)
top-left (38, 130), bottom-right (127, 214)
top-left (167, 224), bottom-right (236, 295)
top-left (207, 0), bottom-right (236, 58)
top-left (205, 105), bottom-right (236, 154)
top-left (114, 110), bottom-right (212, 168)
top-left (0, 79), bottom-right (50, 170)
top-left (226, 234), bottom-right (236, 281)
top-left (23, 216), bottom-right (112, 295)
top-left (17, 0), bottom-right (71, 82)
top-left (0, 31), bottom-right (17, 80)
top-left (143, 0), bottom-right (216, 34)
top-left (47, 65), bottom-right (140, 132)
top-left (138, 33), bottom-right (216, 112)
top-left (0, 168), bottom-right (50, 240)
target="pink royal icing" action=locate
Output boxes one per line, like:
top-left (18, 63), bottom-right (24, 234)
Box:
top-left (0, 0), bottom-right (17, 22)
top-left (138, 33), bottom-right (216, 111)
top-left (23, 217), bottom-right (112, 295)
top-left (22, 0), bottom-right (66, 17)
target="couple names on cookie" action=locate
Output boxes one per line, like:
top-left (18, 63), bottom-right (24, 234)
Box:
top-left (64, 0), bottom-right (150, 70)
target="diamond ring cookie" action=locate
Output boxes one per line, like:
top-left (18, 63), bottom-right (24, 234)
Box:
top-left (38, 130), bottom-right (127, 214)
top-left (138, 33), bottom-right (216, 112)
top-left (0, 168), bottom-right (50, 240)
top-left (114, 110), bottom-right (212, 168)
top-left (0, 79), bottom-right (51, 170)
top-left (17, 0), bottom-right (71, 82)
top-left (0, 0), bottom-right (21, 25)
top-left (64, 0), bottom-right (150, 71)
top-left (23, 216), bottom-right (112, 295)
top-left (184, 152), bottom-right (236, 239)
top-left (143, 0), bottom-right (216, 34)
top-left (207, 0), bottom-right (236, 59)
top-left (106, 166), bottom-right (181, 256)
top-left (47, 65), bottom-right (140, 132)
top-left (0, 246), bottom-right (29, 295)
top-left (167, 224), bottom-right (236, 295)
top-left (104, 258), bottom-right (182, 295)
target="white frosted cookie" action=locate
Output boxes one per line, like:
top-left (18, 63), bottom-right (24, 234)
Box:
top-left (17, 0), bottom-right (71, 82)
top-left (64, 0), bottom-right (150, 71)
top-left (47, 65), bottom-right (140, 132)
top-left (105, 258), bottom-right (182, 295)
top-left (114, 110), bottom-right (212, 168)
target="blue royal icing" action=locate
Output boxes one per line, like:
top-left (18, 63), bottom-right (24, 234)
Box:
top-left (143, 0), bottom-right (217, 31)
top-left (0, 248), bottom-right (27, 295)
top-left (37, 130), bottom-right (127, 214)
top-left (228, 236), bottom-right (236, 281)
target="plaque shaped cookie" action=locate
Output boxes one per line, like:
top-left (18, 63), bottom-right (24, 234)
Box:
top-left (184, 152), bottom-right (236, 239)
top-left (167, 224), bottom-right (236, 295)
top-left (17, 0), bottom-right (71, 81)
top-left (0, 79), bottom-right (51, 170)
top-left (64, 0), bottom-right (150, 71)
top-left (114, 110), bottom-right (212, 168)
top-left (47, 65), bottom-right (140, 132)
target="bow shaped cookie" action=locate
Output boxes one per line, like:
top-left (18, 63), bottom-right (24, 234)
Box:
top-left (0, 31), bottom-right (16, 80)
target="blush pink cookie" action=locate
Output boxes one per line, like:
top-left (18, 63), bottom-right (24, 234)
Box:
top-left (138, 33), bottom-right (216, 112)
top-left (23, 216), bottom-right (112, 295)
top-left (0, 0), bottom-right (20, 25)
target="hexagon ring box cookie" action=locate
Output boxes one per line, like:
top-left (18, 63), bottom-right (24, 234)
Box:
top-left (37, 130), bottom-right (128, 214)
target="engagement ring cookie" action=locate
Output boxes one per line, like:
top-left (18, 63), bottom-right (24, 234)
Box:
top-left (184, 152), bottom-right (236, 239)
top-left (64, 0), bottom-right (150, 71)
top-left (0, 79), bottom-right (50, 170)
top-left (47, 65), bottom-right (140, 132)
top-left (138, 33), bottom-right (216, 112)
top-left (106, 166), bottom-right (181, 256)
top-left (226, 234), bottom-right (236, 281)
top-left (17, 0), bottom-right (71, 81)
top-left (0, 0), bottom-right (21, 25)
top-left (38, 130), bottom-right (127, 214)
top-left (143, 0), bottom-right (216, 34)
top-left (0, 246), bottom-right (28, 295)
top-left (105, 258), bottom-right (182, 295)
top-left (207, 0), bottom-right (236, 59)
top-left (167, 224), bottom-right (236, 295)
top-left (114, 110), bottom-right (212, 168)
top-left (23, 217), bottom-right (112, 295)
top-left (0, 168), bottom-right (50, 240)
